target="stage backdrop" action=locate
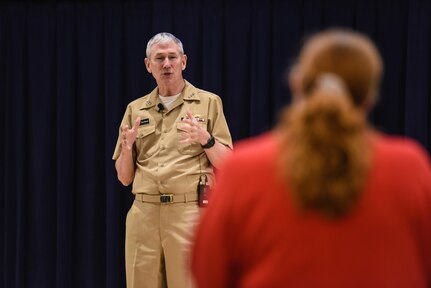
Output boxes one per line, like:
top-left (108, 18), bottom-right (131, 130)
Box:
top-left (1, 0), bottom-right (430, 287)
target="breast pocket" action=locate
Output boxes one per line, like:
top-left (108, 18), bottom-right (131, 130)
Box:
top-left (135, 124), bottom-right (157, 158)
top-left (176, 121), bottom-right (208, 156)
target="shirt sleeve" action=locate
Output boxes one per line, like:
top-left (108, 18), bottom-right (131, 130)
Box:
top-left (411, 144), bottom-right (431, 282)
top-left (112, 105), bottom-right (133, 160)
top-left (207, 96), bottom-right (233, 149)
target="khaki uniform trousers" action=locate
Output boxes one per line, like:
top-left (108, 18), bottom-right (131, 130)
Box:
top-left (125, 199), bottom-right (199, 288)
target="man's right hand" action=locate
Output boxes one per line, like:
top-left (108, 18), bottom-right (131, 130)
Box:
top-left (121, 117), bottom-right (141, 151)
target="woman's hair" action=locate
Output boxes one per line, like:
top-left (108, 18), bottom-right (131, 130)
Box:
top-left (279, 28), bottom-right (383, 218)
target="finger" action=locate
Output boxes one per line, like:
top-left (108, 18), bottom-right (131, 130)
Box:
top-left (178, 132), bottom-right (189, 142)
top-left (181, 117), bottom-right (193, 125)
top-left (183, 114), bottom-right (198, 126)
top-left (186, 110), bottom-right (194, 120)
top-left (122, 124), bottom-right (129, 132)
top-left (188, 112), bottom-right (199, 125)
top-left (132, 117), bottom-right (141, 131)
top-left (178, 123), bottom-right (192, 132)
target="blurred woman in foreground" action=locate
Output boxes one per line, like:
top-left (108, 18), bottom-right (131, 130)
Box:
top-left (191, 28), bottom-right (431, 288)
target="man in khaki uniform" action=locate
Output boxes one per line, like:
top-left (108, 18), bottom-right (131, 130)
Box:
top-left (112, 32), bottom-right (232, 288)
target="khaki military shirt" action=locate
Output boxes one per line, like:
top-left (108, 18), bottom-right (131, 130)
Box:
top-left (112, 80), bottom-right (233, 195)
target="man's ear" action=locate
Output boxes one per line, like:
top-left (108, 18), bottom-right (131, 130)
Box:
top-left (144, 58), bottom-right (151, 73)
top-left (181, 54), bottom-right (187, 71)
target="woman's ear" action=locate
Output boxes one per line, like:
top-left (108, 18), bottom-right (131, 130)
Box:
top-left (288, 66), bottom-right (303, 101)
top-left (362, 90), bottom-right (377, 113)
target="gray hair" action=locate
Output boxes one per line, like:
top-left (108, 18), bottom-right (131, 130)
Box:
top-left (146, 32), bottom-right (184, 58)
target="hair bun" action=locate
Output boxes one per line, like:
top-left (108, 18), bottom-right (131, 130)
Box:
top-left (315, 73), bottom-right (347, 96)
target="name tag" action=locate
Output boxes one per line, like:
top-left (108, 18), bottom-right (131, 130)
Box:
top-left (140, 118), bottom-right (150, 125)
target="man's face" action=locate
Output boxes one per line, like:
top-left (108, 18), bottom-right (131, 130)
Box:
top-left (144, 41), bottom-right (187, 86)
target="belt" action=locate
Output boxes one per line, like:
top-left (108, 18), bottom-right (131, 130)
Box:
top-left (135, 192), bottom-right (198, 204)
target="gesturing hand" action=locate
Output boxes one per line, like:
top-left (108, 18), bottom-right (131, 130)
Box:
top-left (179, 110), bottom-right (209, 145)
top-left (121, 117), bottom-right (141, 150)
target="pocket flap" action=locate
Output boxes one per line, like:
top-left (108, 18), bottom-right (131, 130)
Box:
top-left (136, 125), bottom-right (156, 138)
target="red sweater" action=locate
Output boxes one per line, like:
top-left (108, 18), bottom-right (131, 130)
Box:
top-left (192, 132), bottom-right (431, 288)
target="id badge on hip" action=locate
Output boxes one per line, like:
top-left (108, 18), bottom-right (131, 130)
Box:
top-left (197, 174), bottom-right (210, 208)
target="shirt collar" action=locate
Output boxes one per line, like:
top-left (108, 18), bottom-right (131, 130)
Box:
top-left (139, 79), bottom-right (200, 110)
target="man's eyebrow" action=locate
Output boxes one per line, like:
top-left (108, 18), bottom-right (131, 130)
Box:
top-left (154, 52), bottom-right (179, 57)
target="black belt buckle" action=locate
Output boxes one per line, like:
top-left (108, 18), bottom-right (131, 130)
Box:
top-left (160, 194), bottom-right (174, 204)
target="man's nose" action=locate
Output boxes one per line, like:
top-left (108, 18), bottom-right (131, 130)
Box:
top-left (162, 58), bottom-right (170, 68)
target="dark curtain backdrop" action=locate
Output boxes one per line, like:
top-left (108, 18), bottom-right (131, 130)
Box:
top-left (1, 0), bottom-right (430, 287)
